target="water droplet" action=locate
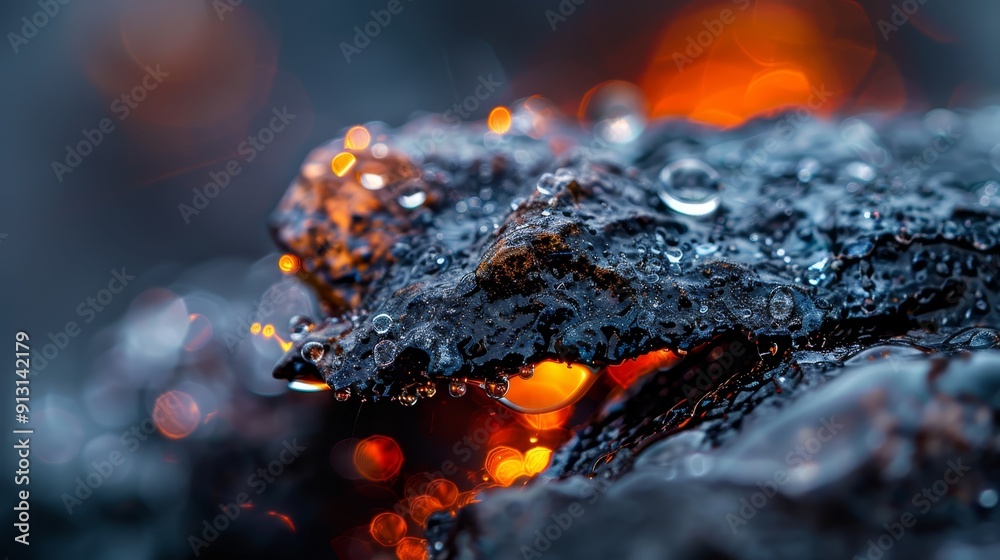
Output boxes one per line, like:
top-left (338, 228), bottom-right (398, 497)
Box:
top-left (399, 391), bottom-right (418, 406)
top-left (695, 243), bottom-right (718, 257)
top-left (301, 341), bottom-right (325, 364)
top-left (398, 186), bottom-right (427, 209)
top-left (448, 380), bottom-right (468, 397)
top-left (581, 81), bottom-right (647, 144)
top-left (373, 340), bottom-right (397, 367)
top-left (665, 247), bottom-right (683, 264)
top-left (360, 173), bottom-right (386, 190)
top-left (372, 313), bottom-right (393, 335)
top-left (657, 159), bottom-right (722, 216)
top-left (979, 488), bottom-right (999, 508)
top-left (416, 384), bottom-right (437, 398)
top-left (843, 161), bottom-right (876, 183)
top-left (796, 157), bottom-right (821, 183)
top-left (485, 378), bottom-right (509, 399)
top-left (288, 315), bottom-right (314, 341)
top-left (806, 258), bottom-right (828, 286)
top-left (334, 387), bottom-right (351, 402)
top-left (768, 287), bottom-right (795, 321)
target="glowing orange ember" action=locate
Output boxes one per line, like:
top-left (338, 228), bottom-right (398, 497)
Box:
top-left (641, 0), bottom-right (903, 126)
top-left (331, 152), bottom-right (357, 177)
top-left (487, 106), bottom-right (512, 134)
top-left (517, 408), bottom-right (573, 431)
top-left (606, 349), bottom-right (681, 387)
top-left (250, 322), bottom-right (262, 335)
top-left (266, 511), bottom-right (296, 531)
top-left (287, 379), bottom-right (331, 392)
top-left (486, 446), bottom-right (527, 486)
top-left (354, 436), bottom-right (404, 482)
top-left (425, 479), bottom-right (458, 508)
top-left (153, 390), bottom-right (201, 439)
top-left (369, 512), bottom-right (408, 546)
top-left (278, 253), bottom-right (300, 274)
top-left (344, 125), bottom-right (372, 150)
top-left (504, 361), bottom-right (596, 414)
top-left (408, 495), bottom-right (444, 525)
top-left (395, 537), bottom-right (428, 560)
top-left (262, 324), bottom-right (275, 338)
top-left (524, 447), bottom-right (553, 475)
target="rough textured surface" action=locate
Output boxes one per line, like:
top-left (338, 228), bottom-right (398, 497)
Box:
top-left (270, 108), bottom-right (1000, 558)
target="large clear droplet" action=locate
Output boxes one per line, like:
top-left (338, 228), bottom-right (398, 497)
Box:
top-left (448, 380), bottom-right (468, 397)
top-left (372, 313), bottom-right (393, 335)
top-left (658, 159), bottom-right (722, 216)
top-left (484, 378), bottom-right (510, 399)
top-left (398, 184), bottom-right (427, 209)
top-left (399, 390), bottom-right (418, 406)
top-left (334, 387), bottom-right (351, 402)
top-left (373, 340), bottom-right (397, 367)
top-left (301, 341), bottom-right (325, 364)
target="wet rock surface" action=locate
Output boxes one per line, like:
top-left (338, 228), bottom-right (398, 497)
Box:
top-left (270, 108), bottom-right (1000, 558)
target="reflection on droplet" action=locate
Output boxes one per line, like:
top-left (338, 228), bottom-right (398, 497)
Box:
top-left (334, 387), bottom-right (351, 401)
top-left (485, 378), bottom-right (510, 399)
top-left (398, 186), bottom-right (427, 209)
top-left (488, 106), bottom-right (512, 134)
top-left (331, 152), bottom-right (357, 177)
top-left (301, 341), bottom-right (325, 364)
top-left (448, 380), bottom-right (467, 397)
top-left (373, 340), bottom-right (397, 367)
top-left (768, 287), bottom-right (795, 321)
top-left (580, 80), bottom-right (647, 144)
top-left (344, 125), bottom-right (371, 151)
top-left (979, 488), bottom-right (998, 508)
top-left (372, 313), bottom-right (393, 335)
top-left (359, 173), bottom-right (386, 190)
top-left (658, 159), bottom-right (722, 216)
top-left (354, 435), bottom-right (404, 481)
top-left (288, 315), bottom-right (314, 341)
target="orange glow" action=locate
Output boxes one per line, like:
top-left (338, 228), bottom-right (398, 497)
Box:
top-left (266, 511), bottom-right (296, 531)
top-left (641, 0), bottom-right (900, 127)
top-left (287, 379), bottom-right (331, 392)
top-left (250, 322), bottom-right (262, 335)
top-left (606, 349), bottom-right (681, 387)
top-left (524, 447), bottom-right (553, 475)
top-left (517, 407), bottom-right (573, 431)
top-left (331, 152), bottom-right (357, 177)
top-left (503, 361), bottom-right (596, 414)
top-left (275, 334), bottom-right (293, 352)
top-left (344, 125), bottom-right (372, 150)
top-left (395, 537), bottom-right (428, 560)
top-left (487, 106), bottom-right (512, 134)
top-left (278, 253), bottom-right (301, 274)
top-left (486, 446), bottom-right (527, 486)
top-left (153, 390), bottom-right (201, 439)
top-left (425, 479), bottom-right (458, 508)
top-left (369, 512), bottom-right (408, 546)
top-left (354, 436), bottom-right (404, 482)
top-left (408, 495), bottom-right (444, 525)
top-left (262, 324), bottom-right (275, 338)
